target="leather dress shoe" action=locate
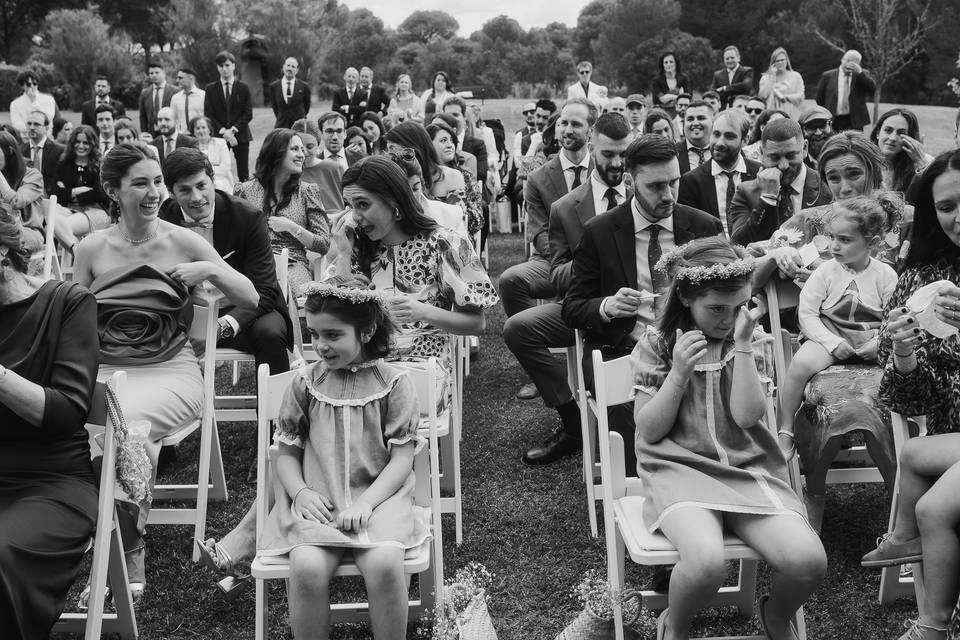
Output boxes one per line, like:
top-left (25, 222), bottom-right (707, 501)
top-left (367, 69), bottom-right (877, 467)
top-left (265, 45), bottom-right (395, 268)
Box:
top-left (515, 382), bottom-right (540, 400)
top-left (521, 427), bottom-right (581, 466)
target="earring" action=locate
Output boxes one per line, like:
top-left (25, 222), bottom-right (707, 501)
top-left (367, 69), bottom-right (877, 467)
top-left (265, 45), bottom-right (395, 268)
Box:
top-left (0, 258), bottom-right (12, 282)
top-left (394, 208), bottom-right (401, 220)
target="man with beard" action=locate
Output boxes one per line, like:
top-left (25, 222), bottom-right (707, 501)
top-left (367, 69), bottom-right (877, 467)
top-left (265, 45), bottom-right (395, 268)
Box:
top-left (81, 76), bottom-right (126, 127)
top-left (799, 105), bottom-right (834, 170)
top-left (676, 100), bottom-right (713, 174)
top-left (745, 96), bottom-right (766, 128)
top-left (150, 106), bottom-right (198, 164)
top-left (815, 50), bottom-right (875, 132)
top-left (159, 148), bottom-right (291, 374)
top-left (500, 98), bottom-right (595, 401)
top-left (21, 110), bottom-right (63, 196)
top-left (672, 93), bottom-right (691, 138)
top-left (729, 118), bottom-right (831, 245)
top-left (678, 109), bottom-right (760, 236)
top-left (504, 113), bottom-right (631, 465)
top-left (562, 134), bottom-right (722, 473)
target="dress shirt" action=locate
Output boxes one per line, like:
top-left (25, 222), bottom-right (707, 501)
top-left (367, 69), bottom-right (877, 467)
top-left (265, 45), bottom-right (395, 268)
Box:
top-left (631, 198), bottom-right (675, 332)
top-left (558, 152), bottom-right (591, 192)
top-left (728, 66), bottom-right (739, 85)
top-left (324, 149), bottom-right (348, 172)
top-left (589, 170), bottom-right (627, 216)
top-left (28, 138), bottom-right (46, 170)
top-left (630, 127), bottom-right (643, 142)
top-left (711, 156), bottom-right (748, 236)
top-left (687, 144), bottom-right (711, 171)
top-left (836, 69), bottom-right (851, 115)
top-left (760, 164), bottom-right (806, 214)
top-left (10, 93), bottom-right (57, 136)
top-left (182, 213), bottom-right (239, 334)
top-left (171, 88), bottom-right (205, 132)
top-left (99, 136), bottom-right (112, 155)
top-left (284, 80), bottom-right (294, 102)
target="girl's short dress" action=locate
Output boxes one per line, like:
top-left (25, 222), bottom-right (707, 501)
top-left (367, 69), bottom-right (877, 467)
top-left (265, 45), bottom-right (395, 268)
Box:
top-left (630, 327), bottom-right (806, 533)
top-left (258, 360), bottom-right (430, 555)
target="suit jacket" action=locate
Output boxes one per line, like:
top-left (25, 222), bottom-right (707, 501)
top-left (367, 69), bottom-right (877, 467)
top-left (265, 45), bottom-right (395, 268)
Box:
top-left (524, 154), bottom-right (594, 259)
top-left (548, 180), bottom-right (632, 295)
top-left (21, 138), bottom-right (65, 196)
top-left (268, 78), bottom-right (311, 128)
top-left (562, 200), bottom-right (723, 352)
top-left (80, 98), bottom-right (127, 127)
top-left (203, 80), bottom-right (253, 143)
top-left (331, 85), bottom-right (388, 127)
top-left (711, 66), bottom-right (755, 108)
top-left (159, 191), bottom-right (292, 338)
top-left (677, 157), bottom-right (761, 225)
top-left (151, 134), bottom-right (199, 165)
top-left (138, 84), bottom-right (176, 134)
top-left (675, 139), bottom-right (713, 176)
top-left (728, 169), bottom-right (831, 246)
top-left (815, 68), bottom-right (877, 130)
top-left (462, 136), bottom-right (488, 184)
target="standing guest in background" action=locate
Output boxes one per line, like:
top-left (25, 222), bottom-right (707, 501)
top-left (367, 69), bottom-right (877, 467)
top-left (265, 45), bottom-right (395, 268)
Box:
top-left (150, 107), bottom-right (198, 165)
top-left (387, 73), bottom-right (424, 123)
top-left (626, 94), bottom-right (647, 140)
top-left (815, 50), bottom-right (876, 133)
top-left (204, 51), bottom-right (253, 182)
top-left (712, 46), bottom-right (755, 109)
top-left (291, 118), bottom-right (344, 212)
top-left (10, 72), bottom-right (58, 138)
top-left (53, 118), bottom-right (73, 146)
top-left (644, 108), bottom-right (677, 141)
top-left (421, 71), bottom-right (454, 120)
top-left (0, 131), bottom-right (45, 252)
top-left (759, 47), bottom-right (804, 119)
top-left (21, 110), bottom-right (64, 197)
top-left (652, 52), bottom-right (688, 120)
top-left (673, 93), bottom-right (692, 138)
top-left (138, 61), bottom-right (175, 136)
top-left (870, 108), bottom-right (933, 199)
top-left (358, 111), bottom-right (386, 155)
top-left (357, 67), bottom-right (389, 118)
top-left (567, 61), bottom-right (606, 104)
top-left (80, 76), bottom-right (126, 127)
top-left (679, 109), bottom-right (760, 236)
top-left (170, 68), bottom-right (205, 134)
top-left (269, 57), bottom-right (311, 129)
top-left (189, 116), bottom-right (235, 193)
top-left (94, 104), bottom-right (117, 156)
top-left (318, 112), bottom-right (363, 171)
top-left (676, 100), bottom-right (714, 175)
top-left (331, 67), bottom-right (362, 128)
top-left (742, 108), bottom-right (788, 163)
top-left (798, 106), bottom-right (834, 171)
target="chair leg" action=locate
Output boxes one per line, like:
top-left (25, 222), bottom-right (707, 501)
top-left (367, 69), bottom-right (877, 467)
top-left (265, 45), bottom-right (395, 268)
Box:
top-left (231, 361), bottom-right (240, 386)
top-left (107, 516), bottom-right (138, 639)
top-left (452, 412), bottom-right (464, 544)
top-left (255, 578), bottom-right (268, 640)
top-left (733, 559), bottom-right (759, 619)
top-left (208, 420), bottom-right (228, 502)
top-left (192, 415), bottom-right (215, 562)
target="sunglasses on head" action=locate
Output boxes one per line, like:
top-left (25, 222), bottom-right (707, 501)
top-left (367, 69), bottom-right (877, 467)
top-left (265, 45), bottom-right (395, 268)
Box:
top-left (388, 147), bottom-right (417, 163)
top-left (746, 108), bottom-right (763, 114)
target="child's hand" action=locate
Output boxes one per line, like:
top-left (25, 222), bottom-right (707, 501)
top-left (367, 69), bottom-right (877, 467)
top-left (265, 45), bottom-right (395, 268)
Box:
top-left (293, 488), bottom-right (334, 524)
top-left (672, 329), bottom-right (707, 380)
top-left (855, 336), bottom-right (878, 361)
top-left (832, 341), bottom-right (855, 360)
top-left (733, 295), bottom-right (767, 347)
top-left (335, 500), bottom-right (372, 533)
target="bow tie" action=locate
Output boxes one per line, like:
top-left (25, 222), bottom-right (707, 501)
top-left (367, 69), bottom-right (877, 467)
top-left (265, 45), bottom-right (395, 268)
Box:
top-left (184, 220), bottom-right (213, 229)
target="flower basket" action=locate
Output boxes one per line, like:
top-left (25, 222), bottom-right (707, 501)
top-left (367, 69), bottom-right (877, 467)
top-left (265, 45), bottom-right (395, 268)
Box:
top-left (431, 562), bottom-right (497, 640)
top-left (555, 589), bottom-right (644, 640)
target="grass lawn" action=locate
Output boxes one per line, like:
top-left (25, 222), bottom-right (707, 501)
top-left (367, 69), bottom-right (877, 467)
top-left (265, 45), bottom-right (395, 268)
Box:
top-left (11, 98), bottom-right (954, 638)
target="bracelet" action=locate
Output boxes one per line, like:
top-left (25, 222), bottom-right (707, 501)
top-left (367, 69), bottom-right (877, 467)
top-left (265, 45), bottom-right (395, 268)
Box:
top-left (733, 346), bottom-right (753, 354)
top-left (292, 486), bottom-right (310, 507)
top-left (893, 348), bottom-right (916, 358)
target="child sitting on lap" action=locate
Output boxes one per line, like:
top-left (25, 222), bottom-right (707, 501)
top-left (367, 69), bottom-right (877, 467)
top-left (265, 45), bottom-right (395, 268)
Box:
top-left (631, 237), bottom-right (826, 640)
top-left (777, 196), bottom-right (899, 458)
top-left (257, 275), bottom-right (428, 640)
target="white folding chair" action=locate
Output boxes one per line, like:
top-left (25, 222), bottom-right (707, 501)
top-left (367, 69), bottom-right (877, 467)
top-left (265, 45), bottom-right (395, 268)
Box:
top-left (53, 372), bottom-right (138, 640)
top-left (250, 360), bottom-right (442, 638)
top-left (439, 335), bottom-right (466, 544)
top-left (572, 329), bottom-right (604, 538)
top-left (42, 196), bottom-right (59, 280)
top-left (593, 349), bottom-right (807, 640)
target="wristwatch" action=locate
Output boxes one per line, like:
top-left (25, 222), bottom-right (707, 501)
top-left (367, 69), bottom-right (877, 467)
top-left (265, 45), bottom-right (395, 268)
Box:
top-left (217, 321), bottom-right (235, 341)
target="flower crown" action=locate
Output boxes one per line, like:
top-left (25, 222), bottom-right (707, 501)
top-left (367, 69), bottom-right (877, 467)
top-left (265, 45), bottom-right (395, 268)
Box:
top-left (299, 280), bottom-right (389, 313)
top-left (655, 244), bottom-right (756, 285)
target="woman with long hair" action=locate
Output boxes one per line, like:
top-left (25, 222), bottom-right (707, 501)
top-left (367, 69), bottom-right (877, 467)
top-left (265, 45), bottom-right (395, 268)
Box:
top-left (189, 115), bottom-right (235, 193)
top-left (0, 130), bottom-right (44, 253)
top-left (426, 119), bottom-right (484, 236)
top-left (651, 52), bottom-right (688, 120)
top-left (53, 124), bottom-right (111, 249)
top-left (235, 128), bottom-right (331, 295)
top-left (388, 73), bottom-right (423, 123)
top-left (870, 108), bottom-right (933, 199)
top-left (643, 108), bottom-right (677, 141)
top-left (358, 111), bottom-right (386, 155)
top-left (421, 71), bottom-right (454, 120)
top-left (758, 47), bottom-right (804, 119)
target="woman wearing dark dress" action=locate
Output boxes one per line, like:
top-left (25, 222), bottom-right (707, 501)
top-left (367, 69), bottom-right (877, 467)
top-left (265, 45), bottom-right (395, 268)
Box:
top-left (53, 124), bottom-right (111, 250)
top-left (0, 211), bottom-right (99, 640)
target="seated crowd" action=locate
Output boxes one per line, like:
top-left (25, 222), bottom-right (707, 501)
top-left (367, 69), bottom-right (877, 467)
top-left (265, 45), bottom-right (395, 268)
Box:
top-left (1, 42), bottom-right (960, 640)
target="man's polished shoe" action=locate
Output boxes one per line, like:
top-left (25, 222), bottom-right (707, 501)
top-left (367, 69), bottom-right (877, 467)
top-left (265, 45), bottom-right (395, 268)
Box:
top-left (515, 382), bottom-right (540, 400)
top-left (521, 427), bottom-right (581, 466)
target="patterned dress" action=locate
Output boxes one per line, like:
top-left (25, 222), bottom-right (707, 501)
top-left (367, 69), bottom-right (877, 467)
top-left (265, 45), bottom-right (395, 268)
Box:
top-left (630, 327), bottom-right (804, 532)
top-left (258, 360), bottom-right (429, 554)
top-left (235, 179), bottom-right (331, 296)
top-left (878, 261), bottom-right (960, 434)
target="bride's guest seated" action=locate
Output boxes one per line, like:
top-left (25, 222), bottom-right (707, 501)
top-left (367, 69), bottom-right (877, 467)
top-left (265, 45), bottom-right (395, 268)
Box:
top-left (0, 211), bottom-right (99, 639)
top-left (73, 141), bottom-right (259, 602)
top-left (53, 124), bottom-right (112, 252)
top-left (0, 131), bottom-right (44, 254)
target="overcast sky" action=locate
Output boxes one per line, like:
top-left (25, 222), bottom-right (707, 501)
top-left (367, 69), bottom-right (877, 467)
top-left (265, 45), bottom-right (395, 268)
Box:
top-left (342, 1), bottom-right (585, 36)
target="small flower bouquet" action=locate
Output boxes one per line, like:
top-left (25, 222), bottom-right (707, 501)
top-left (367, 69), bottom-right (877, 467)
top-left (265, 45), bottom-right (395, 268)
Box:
top-left (431, 562), bottom-right (498, 640)
top-left (555, 569), bottom-right (653, 640)
top-left (768, 227), bottom-right (804, 249)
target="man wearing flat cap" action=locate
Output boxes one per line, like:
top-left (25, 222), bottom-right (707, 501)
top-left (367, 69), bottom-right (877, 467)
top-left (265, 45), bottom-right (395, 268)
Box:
top-left (798, 105), bottom-right (834, 171)
top-left (625, 94), bottom-right (646, 141)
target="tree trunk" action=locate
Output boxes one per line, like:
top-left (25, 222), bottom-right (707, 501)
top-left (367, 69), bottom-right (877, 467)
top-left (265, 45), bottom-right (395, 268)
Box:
top-left (872, 83), bottom-right (883, 122)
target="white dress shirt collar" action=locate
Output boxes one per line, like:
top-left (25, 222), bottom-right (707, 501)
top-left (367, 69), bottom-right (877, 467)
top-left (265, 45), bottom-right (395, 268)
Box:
top-left (710, 156), bottom-right (747, 177)
top-left (631, 197), bottom-right (674, 233)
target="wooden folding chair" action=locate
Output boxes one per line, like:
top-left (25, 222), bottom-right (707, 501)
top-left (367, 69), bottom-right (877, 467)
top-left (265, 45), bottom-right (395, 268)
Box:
top-left (250, 360), bottom-right (442, 638)
top-left (53, 372), bottom-right (138, 640)
top-left (593, 349), bottom-right (808, 640)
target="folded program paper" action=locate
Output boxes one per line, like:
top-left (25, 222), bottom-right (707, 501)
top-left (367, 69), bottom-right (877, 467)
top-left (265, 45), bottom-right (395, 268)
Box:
top-left (905, 280), bottom-right (959, 340)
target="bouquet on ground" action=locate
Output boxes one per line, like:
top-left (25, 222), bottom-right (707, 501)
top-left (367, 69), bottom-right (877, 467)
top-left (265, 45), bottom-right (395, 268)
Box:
top-left (431, 562), bottom-right (498, 640)
top-left (556, 569), bottom-right (654, 639)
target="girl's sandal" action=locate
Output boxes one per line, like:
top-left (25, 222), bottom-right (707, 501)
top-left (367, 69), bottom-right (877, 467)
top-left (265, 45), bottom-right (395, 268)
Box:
top-left (77, 582), bottom-right (143, 611)
top-left (777, 430), bottom-right (797, 461)
top-left (194, 538), bottom-right (252, 598)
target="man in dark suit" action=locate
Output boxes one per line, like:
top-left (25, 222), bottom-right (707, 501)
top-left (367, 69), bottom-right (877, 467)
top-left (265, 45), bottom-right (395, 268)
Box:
top-left (712, 46), bottom-right (755, 109)
top-left (317, 112), bottom-right (363, 170)
top-left (562, 133), bottom-right (723, 473)
top-left (268, 57), bottom-right (311, 128)
top-left (21, 109), bottom-right (64, 196)
top-left (151, 107), bottom-right (198, 164)
top-left (204, 50), bottom-right (254, 181)
top-left (729, 118), bottom-right (831, 246)
top-left (138, 61), bottom-right (176, 136)
top-left (678, 109), bottom-right (760, 236)
top-left (357, 66), bottom-right (389, 117)
top-left (504, 113), bottom-right (631, 465)
top-left (160, 148), bottom-right (292, 374)
top-left (331, 67), bottom-right (362, 128)
top-left (80, 76), bottom-right (126, 127)
top-left (815, 50), bottom-right (876, 132)
top-left (675, 100), bottom-right (713, 175)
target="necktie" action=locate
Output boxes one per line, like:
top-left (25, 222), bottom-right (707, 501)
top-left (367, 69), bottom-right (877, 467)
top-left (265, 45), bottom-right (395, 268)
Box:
top-left (103, 140), bottom-right (110, 154)
top-left (604, 187), bottom-right (618, 211)
top-left (649, 224), bottom-right (667, 294)
top-left (165, 138), bottom-right (174, 158)
top-left (571, 166), bottom-right (583, 190)
top-left (224, 82), bottom-right (232, 123)
top-left (838, 73), bottom-right (851, 115)
top-left (723, 171), bottom-right (737, 214)
top-left (183, 91), bottom-right (190, 124)
top-left (286, 81), bottom-right (292, 101)
top-left (777, 185), bottom-right (795, 224)
top-left (153, 87), bottom-right (160, 117)
top-left (30, 145), bottom-right (39, 168)
top-left (692, 146), bottom-right (708, 167)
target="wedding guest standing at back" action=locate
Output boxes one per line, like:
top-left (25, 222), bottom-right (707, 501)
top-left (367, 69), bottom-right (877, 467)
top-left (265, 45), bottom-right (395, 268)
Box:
top-left (269, 57), bottom-right (311, 129)
top-left (138, 61), bottom-right (175, 137)
top-left (204, 51), bottom-right (253, 182)
top-left (712, 46), bottom-right (754, 110)
top-left (566, 61), bottom-right (605, 104)
top-left (758, 47), bottom-right (804, 120)
top-left (170, 68), bottom-right (205, 134)
top-left (9, 71), bottom-right (58, 138)
top-left (651, 52), bottom-right (688, 121)
top-left (815, 50), bottom-right (876, 132)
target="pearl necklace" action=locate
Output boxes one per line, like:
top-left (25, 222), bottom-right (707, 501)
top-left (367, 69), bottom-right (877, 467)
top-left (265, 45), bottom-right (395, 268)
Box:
top-left (119, 220), bottom-right (160, 245)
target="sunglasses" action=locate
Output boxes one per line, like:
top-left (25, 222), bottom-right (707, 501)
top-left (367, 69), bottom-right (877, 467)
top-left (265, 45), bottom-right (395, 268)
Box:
top-left (388, 147), bottom-right (417, 163)
top-left (746, 108), bottom-right (763, 114)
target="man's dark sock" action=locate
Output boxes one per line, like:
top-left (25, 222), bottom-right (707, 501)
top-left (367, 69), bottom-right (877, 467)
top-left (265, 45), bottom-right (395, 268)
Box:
top-left (556, 400), bottom-right (581, 437)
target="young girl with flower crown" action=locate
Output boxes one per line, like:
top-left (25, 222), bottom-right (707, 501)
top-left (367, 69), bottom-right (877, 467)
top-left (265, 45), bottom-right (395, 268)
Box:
top-left (776, 196), bottom-right (899, 459)
top-left (630, 237), bottom-right (826, 640)
top-left (256, 276), bottom-right (428, 640)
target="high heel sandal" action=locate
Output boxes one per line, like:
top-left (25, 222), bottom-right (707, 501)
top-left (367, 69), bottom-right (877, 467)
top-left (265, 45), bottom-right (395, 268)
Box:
top-left (194, 538), bottom-right (251, 598)
top-left (77, 582), bottom-right (143, 611)
top-left (758, 595), bottom-right (800, 640)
